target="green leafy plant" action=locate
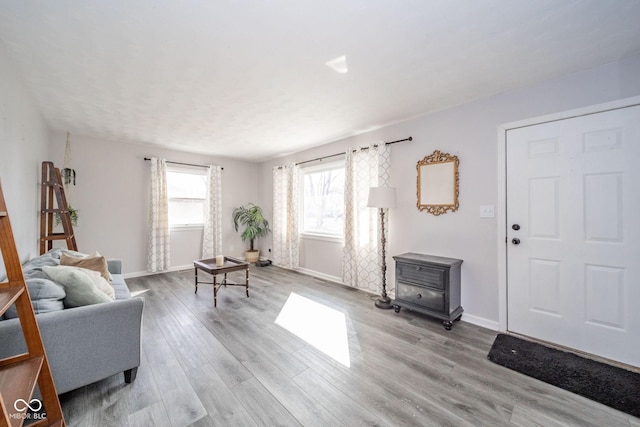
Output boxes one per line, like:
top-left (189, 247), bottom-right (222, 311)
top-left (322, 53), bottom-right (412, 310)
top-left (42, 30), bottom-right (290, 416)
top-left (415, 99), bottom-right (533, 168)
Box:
top-left (232, 203), bottom-right (270, 251)
top-left (54, 205), bottom-right (78, 227)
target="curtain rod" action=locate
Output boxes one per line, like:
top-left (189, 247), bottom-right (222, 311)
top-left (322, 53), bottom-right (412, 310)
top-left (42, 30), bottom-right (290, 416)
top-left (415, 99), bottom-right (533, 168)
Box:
top-left (143, 158), bottom-right (223, 170)
top-left (279, 136), bottom-right (412, 168)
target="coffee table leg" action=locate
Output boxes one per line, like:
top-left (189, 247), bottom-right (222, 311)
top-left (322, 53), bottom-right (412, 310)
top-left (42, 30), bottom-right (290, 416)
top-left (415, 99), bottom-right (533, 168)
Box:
top-left (213, 274), bottom-right (217, 307)
top-left (195, 268), bottom-right (198, 293)
top-left (245, 267), bottom-right (249, 297)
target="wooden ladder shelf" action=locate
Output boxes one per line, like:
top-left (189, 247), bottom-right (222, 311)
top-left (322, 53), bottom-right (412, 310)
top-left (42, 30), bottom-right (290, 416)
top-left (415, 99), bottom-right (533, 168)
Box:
top-left (39, 162), bottom-right (77, 255)
top-left (0, 181), bottom-right (65, 426)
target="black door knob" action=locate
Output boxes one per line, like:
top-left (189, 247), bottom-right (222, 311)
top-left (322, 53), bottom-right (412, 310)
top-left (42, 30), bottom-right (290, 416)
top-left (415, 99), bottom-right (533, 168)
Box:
top-left (512, 238), bottom-right (521, 245)
top-left (512, 224), bottom-right (520, 230)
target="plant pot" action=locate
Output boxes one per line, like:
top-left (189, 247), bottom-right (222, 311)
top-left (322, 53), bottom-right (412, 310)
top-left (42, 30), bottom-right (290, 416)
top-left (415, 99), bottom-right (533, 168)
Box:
top-left (245, 250), bottom-right (260, 263)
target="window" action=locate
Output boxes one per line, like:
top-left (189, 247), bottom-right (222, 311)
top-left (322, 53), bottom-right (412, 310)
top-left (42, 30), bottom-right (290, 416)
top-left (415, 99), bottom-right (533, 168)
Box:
top-left (167, 166), bottom-right (207, 227)
top-left (301, 161), bottom-right (345, 237)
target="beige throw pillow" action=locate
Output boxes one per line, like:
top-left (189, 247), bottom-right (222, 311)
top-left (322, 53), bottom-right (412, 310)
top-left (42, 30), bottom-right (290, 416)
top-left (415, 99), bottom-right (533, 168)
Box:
top-left (60, 251), bottom-right (111, 282)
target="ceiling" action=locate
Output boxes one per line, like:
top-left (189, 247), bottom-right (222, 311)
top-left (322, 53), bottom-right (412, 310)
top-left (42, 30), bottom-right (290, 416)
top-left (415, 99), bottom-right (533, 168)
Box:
top-left (1, 1), bottom-right (640, 162)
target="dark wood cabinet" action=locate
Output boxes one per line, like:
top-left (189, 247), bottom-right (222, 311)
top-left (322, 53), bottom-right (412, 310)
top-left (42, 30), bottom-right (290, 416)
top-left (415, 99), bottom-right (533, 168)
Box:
top-left (392, 253), bottom-right (463, 330)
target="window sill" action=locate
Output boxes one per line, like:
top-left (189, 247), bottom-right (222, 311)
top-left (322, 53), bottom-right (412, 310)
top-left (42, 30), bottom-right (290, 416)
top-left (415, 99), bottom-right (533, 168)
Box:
top-left (170, 225), bottom-right (204, 232)
top-left (299, 232), bottom-right (343, 243)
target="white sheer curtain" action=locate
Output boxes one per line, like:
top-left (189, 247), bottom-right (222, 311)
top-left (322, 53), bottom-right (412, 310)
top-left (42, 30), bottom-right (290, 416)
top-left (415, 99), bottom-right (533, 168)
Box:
top-left (342, 143), bottom-right (391, 292)
top-left (272, 163), bottom-right (300, 269)
top-left (147, 157), bottom-right (170, 272)
top-left (202, 165), bottom-right (223, 259)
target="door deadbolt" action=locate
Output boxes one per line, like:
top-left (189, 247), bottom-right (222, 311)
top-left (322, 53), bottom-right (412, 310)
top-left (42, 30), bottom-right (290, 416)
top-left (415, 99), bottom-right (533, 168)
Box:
top-left (512, 224), bottom-right (520, 230)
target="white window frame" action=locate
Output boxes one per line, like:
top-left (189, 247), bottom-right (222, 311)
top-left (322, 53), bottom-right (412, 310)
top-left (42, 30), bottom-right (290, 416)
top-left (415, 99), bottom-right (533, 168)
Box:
top-left (299, 160), bottom-right (345, 242)
top-left (166, 165), bottom-right (208, 230)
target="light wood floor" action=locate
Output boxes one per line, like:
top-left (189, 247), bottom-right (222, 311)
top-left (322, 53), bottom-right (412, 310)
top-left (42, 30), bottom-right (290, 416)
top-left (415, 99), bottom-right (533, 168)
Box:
top-left (59, 266), bottom-right (639, 426)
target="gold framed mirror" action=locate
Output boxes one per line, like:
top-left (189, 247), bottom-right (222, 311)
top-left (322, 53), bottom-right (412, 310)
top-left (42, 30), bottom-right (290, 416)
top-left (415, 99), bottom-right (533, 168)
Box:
top-left (416, 150), bottom-right (459, 215)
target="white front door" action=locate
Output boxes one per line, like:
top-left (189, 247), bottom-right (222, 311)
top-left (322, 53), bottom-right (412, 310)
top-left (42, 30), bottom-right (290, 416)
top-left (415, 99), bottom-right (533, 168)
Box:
top-left (506, 104), bottom-right (640, 367)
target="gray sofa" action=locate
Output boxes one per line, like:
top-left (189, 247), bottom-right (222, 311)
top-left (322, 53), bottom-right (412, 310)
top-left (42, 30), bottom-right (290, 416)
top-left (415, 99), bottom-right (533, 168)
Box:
top-left (0, 252), bottom-right (144, 395)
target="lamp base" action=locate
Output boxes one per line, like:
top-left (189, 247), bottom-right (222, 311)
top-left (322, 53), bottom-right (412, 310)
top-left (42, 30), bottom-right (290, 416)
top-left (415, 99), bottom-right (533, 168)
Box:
top-left (375, 295), bottom-right (394, 309)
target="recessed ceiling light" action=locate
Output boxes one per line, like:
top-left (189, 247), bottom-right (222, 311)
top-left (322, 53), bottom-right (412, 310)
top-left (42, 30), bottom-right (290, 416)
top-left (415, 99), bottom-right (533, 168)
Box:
top-left (325, 55), bottom-right (348, 74)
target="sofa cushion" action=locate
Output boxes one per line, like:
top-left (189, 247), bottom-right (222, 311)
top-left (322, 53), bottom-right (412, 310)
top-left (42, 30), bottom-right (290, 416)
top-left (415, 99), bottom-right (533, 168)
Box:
top-left (4, 278), bottom-right (66, 319)
top-left (43, 265), bottom-right (112, 307)
top-left (60, 252), bottom-right (111, 282)
top-left (111, 274), bottom-right (131, 300)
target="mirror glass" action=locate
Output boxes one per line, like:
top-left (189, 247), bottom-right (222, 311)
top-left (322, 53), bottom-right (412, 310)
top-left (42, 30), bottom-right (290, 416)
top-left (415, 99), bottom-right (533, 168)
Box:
top-left (417, 150), bottom-right (459, 215)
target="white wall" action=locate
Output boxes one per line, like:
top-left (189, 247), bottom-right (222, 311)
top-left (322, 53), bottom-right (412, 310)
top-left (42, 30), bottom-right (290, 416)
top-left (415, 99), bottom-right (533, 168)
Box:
top-left (48, 131), bottom-right (258, 275)
top-left (299, 237), bottom-right (342, 281)
top-left (0, 41), bottom-right (50, 276)
top-left (257, 53), bottom-right (640, 328)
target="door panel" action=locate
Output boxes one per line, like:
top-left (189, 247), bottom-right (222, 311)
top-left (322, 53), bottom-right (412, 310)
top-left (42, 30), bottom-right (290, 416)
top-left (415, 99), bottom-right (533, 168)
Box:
top-left (506, 104), bottom-right (640, 367)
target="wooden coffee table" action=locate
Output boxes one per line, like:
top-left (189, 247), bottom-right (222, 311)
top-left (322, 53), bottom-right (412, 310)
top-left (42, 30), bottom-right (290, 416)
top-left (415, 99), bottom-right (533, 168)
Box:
top-left (194, 256), bottom-right (249, 307)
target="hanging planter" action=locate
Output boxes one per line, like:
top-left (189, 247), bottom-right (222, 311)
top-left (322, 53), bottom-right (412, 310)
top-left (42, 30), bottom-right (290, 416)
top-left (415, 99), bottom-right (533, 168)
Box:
top-left (63, 132), bottom-right (77, 187)
top-left (62, 168), bottom-right (76, 186)
top-left (57, 132), bottom-right (78, 226)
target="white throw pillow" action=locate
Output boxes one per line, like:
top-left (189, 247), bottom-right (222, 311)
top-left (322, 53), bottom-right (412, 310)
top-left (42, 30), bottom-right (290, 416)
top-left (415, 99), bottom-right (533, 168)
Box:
top-left (75, 267), bottom-right (115, 300)
top-left (42, 265), bottom-right (112, 307)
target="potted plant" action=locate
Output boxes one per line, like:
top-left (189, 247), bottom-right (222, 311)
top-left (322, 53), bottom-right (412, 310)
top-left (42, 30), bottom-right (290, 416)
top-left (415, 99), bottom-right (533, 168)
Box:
top-left (54, 205), bottom-right (78, 227)
top-left (232, 203), bottom-right (270, 263)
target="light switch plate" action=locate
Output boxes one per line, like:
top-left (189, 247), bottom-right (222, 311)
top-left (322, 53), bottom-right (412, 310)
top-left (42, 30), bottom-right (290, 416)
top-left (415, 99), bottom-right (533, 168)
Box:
top-left (480, 205), bottom-right (495, 218)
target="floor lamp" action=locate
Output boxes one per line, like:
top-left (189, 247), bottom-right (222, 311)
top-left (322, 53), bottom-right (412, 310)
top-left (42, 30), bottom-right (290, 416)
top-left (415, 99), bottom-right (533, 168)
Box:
top-left (367, 187), bottom-right (396, 309)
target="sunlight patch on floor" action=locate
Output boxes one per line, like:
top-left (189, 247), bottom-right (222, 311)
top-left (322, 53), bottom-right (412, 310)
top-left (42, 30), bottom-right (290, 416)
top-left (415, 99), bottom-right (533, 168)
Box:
top-left (275, 292), bottom-right (350, 367)
top-left (131, 289), bottom-right (151, 297)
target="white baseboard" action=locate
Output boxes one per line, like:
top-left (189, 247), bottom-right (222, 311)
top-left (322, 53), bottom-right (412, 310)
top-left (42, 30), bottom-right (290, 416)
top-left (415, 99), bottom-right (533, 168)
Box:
top-left (123, 264), bottom-right (192, 279)
top-left (123, 271), bottom-right (149, 279)
top-left (460, 313), bottom-right (499, 331)
top-left (291, 267), bottom-right (343, 285)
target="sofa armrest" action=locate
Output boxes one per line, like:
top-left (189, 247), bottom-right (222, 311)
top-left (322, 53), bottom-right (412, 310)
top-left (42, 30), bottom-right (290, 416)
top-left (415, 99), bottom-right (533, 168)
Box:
top-left (0, 297), bottom-right (144, 394)
top-left (107, 259), bottom-right (122, 274)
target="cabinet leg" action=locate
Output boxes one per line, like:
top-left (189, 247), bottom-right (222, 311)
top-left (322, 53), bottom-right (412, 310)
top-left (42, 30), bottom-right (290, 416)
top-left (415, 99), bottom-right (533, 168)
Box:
top-left (443, 320), bottom-right (453, 330)
top-left (393, 305), bottom-right (401, 313)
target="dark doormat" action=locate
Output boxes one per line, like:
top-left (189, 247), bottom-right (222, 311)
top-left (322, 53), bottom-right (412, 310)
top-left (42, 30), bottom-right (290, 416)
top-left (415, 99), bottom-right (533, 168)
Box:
top-left (487, 333), bottom-right (640, 418)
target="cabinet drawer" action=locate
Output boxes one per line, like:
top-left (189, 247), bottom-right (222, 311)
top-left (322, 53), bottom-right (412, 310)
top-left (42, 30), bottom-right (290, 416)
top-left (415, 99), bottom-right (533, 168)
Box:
top-left (397, 262), bottom-right (446, 289)
top-left (396, 282), bottom-right (445, 313)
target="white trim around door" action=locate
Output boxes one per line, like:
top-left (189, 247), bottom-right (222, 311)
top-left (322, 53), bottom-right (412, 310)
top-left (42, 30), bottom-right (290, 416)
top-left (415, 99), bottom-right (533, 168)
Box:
top-left (497, 95), bottom-right (640, 332)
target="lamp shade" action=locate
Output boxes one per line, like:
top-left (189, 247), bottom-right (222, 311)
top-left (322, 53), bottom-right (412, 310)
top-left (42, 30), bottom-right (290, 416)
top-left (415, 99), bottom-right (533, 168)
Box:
top-left (367, 187), bottom-right (396, 209)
